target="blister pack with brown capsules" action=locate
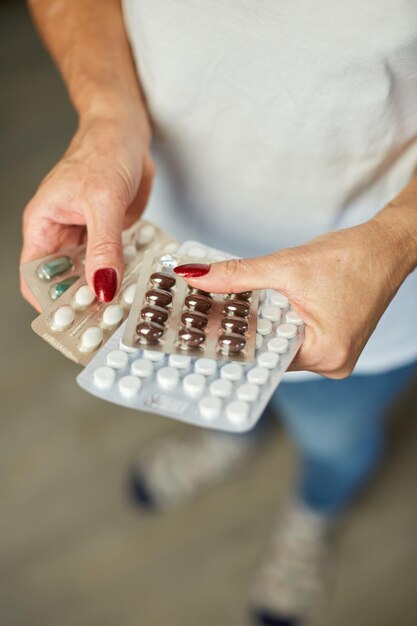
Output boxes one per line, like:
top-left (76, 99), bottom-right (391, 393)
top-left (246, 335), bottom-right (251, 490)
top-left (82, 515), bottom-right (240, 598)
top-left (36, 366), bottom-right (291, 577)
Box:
top-left (31, 220), bottom-right (178, 365)
top-left (122, 248), bottom-right (260, 363)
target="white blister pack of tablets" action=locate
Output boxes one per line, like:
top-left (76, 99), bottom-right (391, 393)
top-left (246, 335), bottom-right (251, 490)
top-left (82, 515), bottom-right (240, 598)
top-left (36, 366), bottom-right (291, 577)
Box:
top-left (76, 241), bottom-right (304, 433)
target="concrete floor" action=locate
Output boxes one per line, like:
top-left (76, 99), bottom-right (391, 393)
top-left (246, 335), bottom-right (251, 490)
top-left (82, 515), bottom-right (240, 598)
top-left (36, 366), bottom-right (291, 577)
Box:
top-left (1, 2), bottom-right (417, 625)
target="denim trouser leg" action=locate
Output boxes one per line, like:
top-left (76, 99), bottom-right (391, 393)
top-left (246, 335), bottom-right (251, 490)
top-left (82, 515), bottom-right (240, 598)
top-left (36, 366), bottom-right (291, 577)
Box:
top-left (270, 362), bottom-right (417, 515)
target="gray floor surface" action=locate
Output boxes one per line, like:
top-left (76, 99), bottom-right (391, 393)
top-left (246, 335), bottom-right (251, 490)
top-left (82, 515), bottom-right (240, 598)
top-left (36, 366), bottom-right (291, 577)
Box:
top-left (1, 2), bottom-right (416, 625)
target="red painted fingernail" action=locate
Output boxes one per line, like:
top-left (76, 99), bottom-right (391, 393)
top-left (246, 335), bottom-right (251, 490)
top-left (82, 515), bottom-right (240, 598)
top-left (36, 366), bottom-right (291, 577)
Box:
top-left (93, 267), bottom-right (117, 302)
top-left (174, 263), bottom-right (211, 278)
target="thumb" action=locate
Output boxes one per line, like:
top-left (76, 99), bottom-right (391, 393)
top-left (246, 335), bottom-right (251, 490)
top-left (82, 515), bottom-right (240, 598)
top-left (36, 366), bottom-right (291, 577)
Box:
top-left (85, 205), bottom-right (125, 302)
top-left (173, 253), bottom-right (281, 293)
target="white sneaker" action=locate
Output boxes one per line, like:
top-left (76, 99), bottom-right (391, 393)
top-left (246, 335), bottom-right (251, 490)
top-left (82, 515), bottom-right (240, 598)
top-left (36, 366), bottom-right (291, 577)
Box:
top-left (250, 501), bottom-right (333, 625)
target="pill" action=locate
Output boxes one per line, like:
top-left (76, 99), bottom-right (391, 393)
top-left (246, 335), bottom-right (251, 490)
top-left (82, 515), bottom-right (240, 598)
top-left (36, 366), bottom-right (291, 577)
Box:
top-left (267, 337), bottom-right (289, 354)
top-left (276, 323), bottom-right (297, 339)
top-left (209, 379), bottom-right (233, 398)
top-left (257, 351), bottom-right (280, 369)
top-left (218, 333), bottom-right (247, 354)
top-left (80, 325), bottom-right (103, 352)
top-left (220, 363), bottom-right (243, 382)
top-left (226, 401), bottom-right (250, 426)
top-left (247, 367), bottom-right (269, 385)
top-left (51, 305), bottom-right (75, 331)
top-left (136, 224), bottom-right (156, 245)
top-left (136, 321), bottom-right (164, 344)
top-left (260, 305), bottom-right (281, 323)
top-left (180, 310), bottom-right (209, 329)
top-left (184, 294), bottom-right (212, 313)
top-left (190, 288), bottom-right (212, 298)
top-left (122, 283), bottom-right (137, 306)
top-left (199, 396), bottom-right (222, 421)
top-left (141, 305), bottom-right (169, 325)
top-left (187, 245), bottom-right (207, 257)
top-left (163, 242), bottom-right (180, 254)
top-left (157, 366), bottom-right (179, 391)
top-left (106, 350), bottom-right (129, 369)
top-left (270, 292), bottom-right (289, 309)
top-left (123, 244), bottom-right (136, 264)
top-left (222, 299), bottom-right (250, 318)
top-left (146, 289), bottom-right (172, 308)
top-left (49, 275), bottom-right (79, 301)
top-left (131, 358), bottom-right (154, 377)
top-left (230, 291), bottom-right (252, 301)
top-left (118, 375), bottom-right (141, 398)
top-left (237, 383), bottom-right (260, 402)
top-left (168, 354), bottom-right (191, 369)
top-left (183, 373), bottom-right (206, 397)
top-left (143, 349), bottom-right (165, 362)
top-left (102, 304), bottom-right (124, 328)
top-left (150, 271), bottom-right (176, 291)
top-left (178, 326), bottom-right (206, 348)
top-left (195, 358), bottom-right (217, 376)
top-left (93, 366), bottom-right (116, 389)
top-left (256, 318), bottom-right (273, 336)
top-left (119, 338), bottom-right (139, 354)
top-left (221, 316), bottom-right (248, 334)
top-left (256, 333), bottom-right (264, 349)
top-left (74, 285), bottom-right (95, 308)
top-left (37, 255), bottom-right (73, 281)
top-left (259, 290), bottom-right (266, 303)
top-left (285, 310), bottom-right (303, 326)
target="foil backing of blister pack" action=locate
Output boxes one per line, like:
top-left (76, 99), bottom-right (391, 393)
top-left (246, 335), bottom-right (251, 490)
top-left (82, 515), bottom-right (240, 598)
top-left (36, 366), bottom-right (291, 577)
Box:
top-left (31, 220), bottom-right (178, 365)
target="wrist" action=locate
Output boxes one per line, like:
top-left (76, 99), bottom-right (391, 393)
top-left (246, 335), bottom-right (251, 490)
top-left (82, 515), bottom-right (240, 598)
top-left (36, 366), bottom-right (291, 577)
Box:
top-left (372, 202), bottom-right (417, 275)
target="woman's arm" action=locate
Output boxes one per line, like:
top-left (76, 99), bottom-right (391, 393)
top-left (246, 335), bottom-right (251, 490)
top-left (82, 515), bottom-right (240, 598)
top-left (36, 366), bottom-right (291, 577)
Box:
top-left (21, 0), bottom-right (153, 308)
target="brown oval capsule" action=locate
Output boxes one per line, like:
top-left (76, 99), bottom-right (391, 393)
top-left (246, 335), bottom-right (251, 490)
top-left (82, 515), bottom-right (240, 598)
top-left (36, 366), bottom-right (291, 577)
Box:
top-left (218, 332), bottom-right (247, 353)
top-left (221, 316), bottom-right (248, 334)
top-left (233, 291), bottom-right (252, 301)
top-left (145, 288), bottom-right (172, 308)
top-left (184, 294), bottom-right (212, 313)
top-left (190, 288), bottom-right (212, 298)
top-left (181, 310), bottom-right (209, 329)
top-left (141, 305), bottom-right (169, 325)
top-left (222, 299), bottom-right (250, 318)
top-left (178, 326), bottom-right (206, 348)
top-left (135, 321), bottom-right (164, 344)
top-left (150, 271), bottom-right (176, 291)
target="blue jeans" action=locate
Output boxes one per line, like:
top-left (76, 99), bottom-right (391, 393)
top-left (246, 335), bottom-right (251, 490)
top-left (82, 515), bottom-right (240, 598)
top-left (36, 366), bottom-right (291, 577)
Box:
top-left (270, 362), bottom-right (417, 515)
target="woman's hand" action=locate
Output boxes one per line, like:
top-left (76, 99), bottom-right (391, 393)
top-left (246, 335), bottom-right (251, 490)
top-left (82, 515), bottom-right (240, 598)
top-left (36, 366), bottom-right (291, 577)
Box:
top-left (20, 116), bottom-right (154, 310)
top-left (174, 216), bottom-right (416, 378)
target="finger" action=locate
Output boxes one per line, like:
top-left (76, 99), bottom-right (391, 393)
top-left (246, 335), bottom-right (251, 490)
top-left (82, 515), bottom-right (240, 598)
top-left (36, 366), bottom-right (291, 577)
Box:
top-left (123, 155), bottom-right (155, 229)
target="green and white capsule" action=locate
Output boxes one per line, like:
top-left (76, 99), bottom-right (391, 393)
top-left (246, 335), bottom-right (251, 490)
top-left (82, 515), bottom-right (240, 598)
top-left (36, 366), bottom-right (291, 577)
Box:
top-left (37, 255), bottom-right (73, 281)
top-left (49, 275), bottom-right (79, 301)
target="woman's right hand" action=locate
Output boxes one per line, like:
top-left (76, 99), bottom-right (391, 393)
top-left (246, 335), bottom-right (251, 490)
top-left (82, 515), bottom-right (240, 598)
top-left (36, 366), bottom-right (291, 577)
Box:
top-left (20, 115), bottom-right (154, 310)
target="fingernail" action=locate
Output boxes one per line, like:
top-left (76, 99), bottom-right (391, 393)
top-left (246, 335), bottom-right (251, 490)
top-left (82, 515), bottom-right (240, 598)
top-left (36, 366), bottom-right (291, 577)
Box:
top-left (174, 263), bottom-right (211, 278)
top-left (93, 267), bottom-right (117, 302)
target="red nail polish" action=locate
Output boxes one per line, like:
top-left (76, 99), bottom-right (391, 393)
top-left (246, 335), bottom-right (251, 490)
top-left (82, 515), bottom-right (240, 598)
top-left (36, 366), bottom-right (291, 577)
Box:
top-left (93, 267), bottom-right (117, 302)
top-left (174, 263), bottom-right (211, 278)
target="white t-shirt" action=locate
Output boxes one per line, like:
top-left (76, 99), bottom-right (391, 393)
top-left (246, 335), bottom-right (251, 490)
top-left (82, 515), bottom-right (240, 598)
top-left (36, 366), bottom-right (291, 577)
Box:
top-left (123, 0), bottom-right (417, 376)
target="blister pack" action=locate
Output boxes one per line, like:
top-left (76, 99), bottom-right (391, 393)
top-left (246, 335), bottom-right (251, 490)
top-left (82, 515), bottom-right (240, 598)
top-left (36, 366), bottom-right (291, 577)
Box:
top-left (122, 250), bottom-right (259, 363)
top-left (31, 220), bottom-right (178, 365)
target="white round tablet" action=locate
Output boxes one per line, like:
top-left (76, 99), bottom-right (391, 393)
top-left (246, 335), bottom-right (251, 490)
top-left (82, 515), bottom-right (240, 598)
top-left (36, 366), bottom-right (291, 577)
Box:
top-left (118, 338), bottom-right (139, 354)
top-left (51, 305), bottom-right (75, 331)
top-left (102, 304), bottom-right (124, 328)
top-left (247, 367), bottom-right (269, 386)
top-left (118, 375), bottom-right (141, 398)
top-left (256, 333), bottom-right (264, 350)
top-left (122, 283), bottom-right (136, 307)
top-left (195, 358), bottom-right (217, 376)
top-left (285, 310), bottom-right (304, 326)
top-left (237, 383), bottom-right (259, 402)
top-left (143, 350), bottom-right (165, 362)
top-left (257, 351), bottom-right (280, 369)
top-left (259, 290), bottom-right (266, 303)
top-left (123, 244), bottom-right (136, 264)
top-left (80, 325), bottom-right (103, 352)
top-left (260, 305), bottom-right (281, 323)
top-left (226, 401), bottom-right (250, 426)
top-left (187, 245), bottom-right (207, 258)
top-left (199, 396), bottom-right (222, 421)
top-left (276, 323), bottom-right (297, 339)
top-left (267, 337), bottom-right (289, 354)
top-left (257, 318), bottom-right (273, 336)
top-left (220, 363), bottom-right (243, 382)
top-left (209, 379), bottom-right (233, 398)
top-left (136, 224), bottom-right (156, 245)
top-left (269, 292), bottom-right (289, 309)
top-left (106, 350), bottom-right (129, 370)
top-left (157, 366), bottom-right (179, 391)
top-left (183, 373), bottom-right (206, 398)
top-left (168, 354), bottom-right (191, 369)
top-left (93, 366), bottom-right (116, 390)
top-left (131, 358), bottom-right (154, 378)
top-left (163, 242), bottom-right (180, 254)
top-left (73, 285), bottom-right (95, 309)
